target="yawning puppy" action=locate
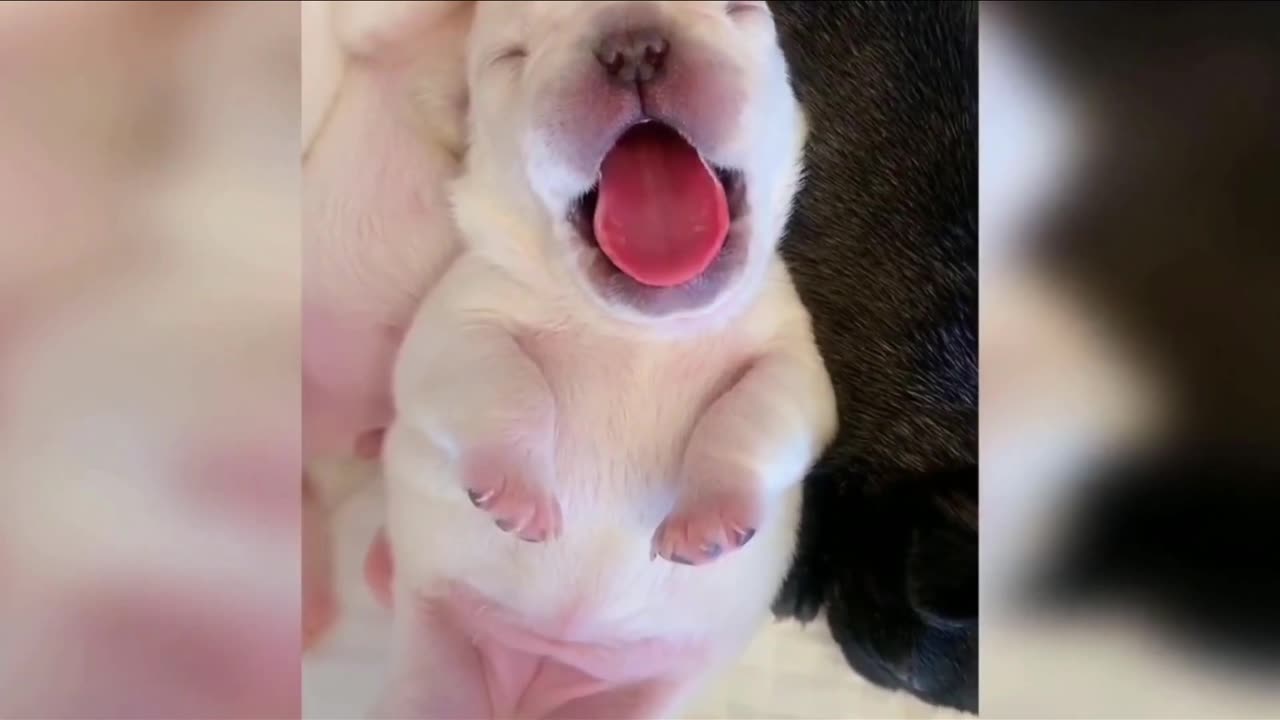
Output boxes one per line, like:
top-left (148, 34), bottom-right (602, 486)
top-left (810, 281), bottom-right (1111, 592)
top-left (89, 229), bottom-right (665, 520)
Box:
top-left (376, 1), bottom-right (835, 717)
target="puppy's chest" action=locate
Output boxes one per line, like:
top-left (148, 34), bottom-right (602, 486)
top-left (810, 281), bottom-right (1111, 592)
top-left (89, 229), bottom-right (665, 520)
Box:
top-left (519, 327), bottom-right (750, 505)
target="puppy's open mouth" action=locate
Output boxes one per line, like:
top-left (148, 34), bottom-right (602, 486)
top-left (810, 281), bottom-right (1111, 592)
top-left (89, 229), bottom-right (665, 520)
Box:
top-left (569, 121), bottom-right (747, 293)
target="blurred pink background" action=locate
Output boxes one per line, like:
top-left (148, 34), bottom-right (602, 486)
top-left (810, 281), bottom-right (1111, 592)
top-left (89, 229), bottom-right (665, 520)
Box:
top-left (0, 2), bottom-right (299, 717)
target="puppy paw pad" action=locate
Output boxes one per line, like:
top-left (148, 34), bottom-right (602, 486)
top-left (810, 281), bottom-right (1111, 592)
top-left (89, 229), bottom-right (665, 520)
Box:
top-left (461, 454), bottom-right (562, 542)
top-left (651, 491), bottom-right (761, 566)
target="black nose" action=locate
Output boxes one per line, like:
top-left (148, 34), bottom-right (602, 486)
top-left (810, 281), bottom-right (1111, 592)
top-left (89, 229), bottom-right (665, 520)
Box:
top-left (594, 28), bottom-right (669, 85)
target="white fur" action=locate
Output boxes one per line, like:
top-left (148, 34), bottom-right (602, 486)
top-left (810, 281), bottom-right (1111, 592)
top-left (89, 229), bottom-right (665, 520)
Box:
top-left (380, 2), bottom-right (836, 716)
top-left (304, 0), bottom-right (472, 325)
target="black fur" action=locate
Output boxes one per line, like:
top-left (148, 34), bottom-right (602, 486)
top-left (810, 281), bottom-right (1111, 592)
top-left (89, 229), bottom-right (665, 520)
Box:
top-left (766, 1), bottom-right (978, 713)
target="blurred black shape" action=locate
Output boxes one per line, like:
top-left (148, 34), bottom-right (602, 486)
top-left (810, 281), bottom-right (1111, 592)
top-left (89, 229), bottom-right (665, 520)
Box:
top-left (1003, 0), bottom-right (1280, 672)
top-left (1039, 448), bottom-right (1280, 670)
top-left (1007, 0), bottom-right (1280, 451)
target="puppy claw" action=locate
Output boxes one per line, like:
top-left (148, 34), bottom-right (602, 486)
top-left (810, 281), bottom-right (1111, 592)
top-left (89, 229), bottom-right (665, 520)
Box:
top-left (467, 488), bottom-right (493, 508)
top-left (462, 450), bottom-right (562, 542)
top-left (651, 489), bottom-right (762, 566)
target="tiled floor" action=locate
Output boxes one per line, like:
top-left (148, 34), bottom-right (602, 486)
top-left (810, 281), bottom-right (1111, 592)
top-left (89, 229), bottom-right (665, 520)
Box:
top-left (302, 479), bottom-right (966, 719)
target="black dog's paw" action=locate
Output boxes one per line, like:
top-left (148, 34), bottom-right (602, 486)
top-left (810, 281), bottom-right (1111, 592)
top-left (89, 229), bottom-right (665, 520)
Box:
top-left (820, 467), bottom-right (978, 714)
top-left (908, 494), bottom-right (978, 629)
top-left (772, 558), bottom-right (826, 622)
top-left (772, 466), bottom-right (842, 622)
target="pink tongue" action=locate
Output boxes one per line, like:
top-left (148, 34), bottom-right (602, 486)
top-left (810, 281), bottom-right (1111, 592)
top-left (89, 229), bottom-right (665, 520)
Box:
top-left (593, 123), bottom-right (729, 288)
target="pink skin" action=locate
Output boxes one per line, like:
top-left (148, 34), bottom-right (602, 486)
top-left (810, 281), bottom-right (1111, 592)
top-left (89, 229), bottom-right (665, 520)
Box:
top-left (364, 528), bottom-right (395, 611)
top-left (652, 484), bottom-right (762, 566)
top-left (462, 447), bottom-right (564, 543)
top-left (363, 547), bottom-right (704, 719)
top-left (0, 4), bottom-right (301, 715)
top-left (4, 554), bottom-right (300, 719)
top-left (374, 598), bottom-right (691, 720)
top-left (0, 364), bottom-right (301, 717)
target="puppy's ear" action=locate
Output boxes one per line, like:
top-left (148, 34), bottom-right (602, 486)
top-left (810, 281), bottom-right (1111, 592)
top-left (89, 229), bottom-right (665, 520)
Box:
top-left (907, 480), bottom-right (978, 628)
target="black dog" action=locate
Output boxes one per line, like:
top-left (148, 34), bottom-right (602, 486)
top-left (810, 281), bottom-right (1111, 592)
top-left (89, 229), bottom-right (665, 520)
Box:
top-left (767, 1), bottom-right (978, 713)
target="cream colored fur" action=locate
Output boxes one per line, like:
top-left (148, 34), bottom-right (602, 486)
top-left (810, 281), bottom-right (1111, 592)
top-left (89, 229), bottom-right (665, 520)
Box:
top-left (379, 2), bottom-right (836, 717)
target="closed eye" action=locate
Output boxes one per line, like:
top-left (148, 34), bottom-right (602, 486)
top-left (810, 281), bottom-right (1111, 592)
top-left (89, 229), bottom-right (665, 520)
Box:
top-left (726, 1), bottom-right (768, 17)
top-left (489, 45), bottom-right (528, 66)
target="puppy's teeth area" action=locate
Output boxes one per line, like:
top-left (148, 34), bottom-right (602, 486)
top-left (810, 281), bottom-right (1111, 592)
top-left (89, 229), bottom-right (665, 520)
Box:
top-left (569, 184), bottom-right (601, 245)
top-left (711, 166), bottom-right (747, 218)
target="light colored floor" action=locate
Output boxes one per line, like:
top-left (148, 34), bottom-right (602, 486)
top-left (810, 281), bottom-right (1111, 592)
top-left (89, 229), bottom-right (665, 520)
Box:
top-left (302, 481), bottom-right (965, 719)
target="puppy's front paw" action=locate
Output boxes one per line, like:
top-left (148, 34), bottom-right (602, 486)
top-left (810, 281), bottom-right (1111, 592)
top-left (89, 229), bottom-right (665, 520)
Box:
top-left (460, 447), bottom-right (562, 542)
top-left (652, 485), bottom-right (762, 566)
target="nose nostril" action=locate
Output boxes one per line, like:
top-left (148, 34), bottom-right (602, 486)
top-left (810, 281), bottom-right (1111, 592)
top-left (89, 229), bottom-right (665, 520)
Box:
top-left (599, 50), bottom-right (625, 76)
top-left (594, 29), bottom-right (669, 85)
top-left (594, 41), bottom-right (616, 63)
top-left (644, 40), bottom-right (668, 67)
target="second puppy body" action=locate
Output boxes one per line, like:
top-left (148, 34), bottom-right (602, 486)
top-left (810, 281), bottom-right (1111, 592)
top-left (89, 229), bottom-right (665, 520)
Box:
top-left (378, 1), bottom-right (835, 717)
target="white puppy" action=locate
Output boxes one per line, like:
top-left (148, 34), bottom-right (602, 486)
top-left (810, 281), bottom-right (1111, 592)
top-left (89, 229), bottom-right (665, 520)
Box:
top-left (379, 2), bottom-right (836, 717)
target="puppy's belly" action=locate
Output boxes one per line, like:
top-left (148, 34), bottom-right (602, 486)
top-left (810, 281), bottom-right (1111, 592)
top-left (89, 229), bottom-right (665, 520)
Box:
top-left (385, 459), bottom-right (799, 643)
top-left (387, 327), bottom-right (799, 620)
top-left (386, 453), bottom-right (796, 656)
top-left (445, 582), bottom-right (709, 681)
top-left (404, 586), bottom-right (709, 718)
top-left (383, 313), bottom-right (806, 711)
